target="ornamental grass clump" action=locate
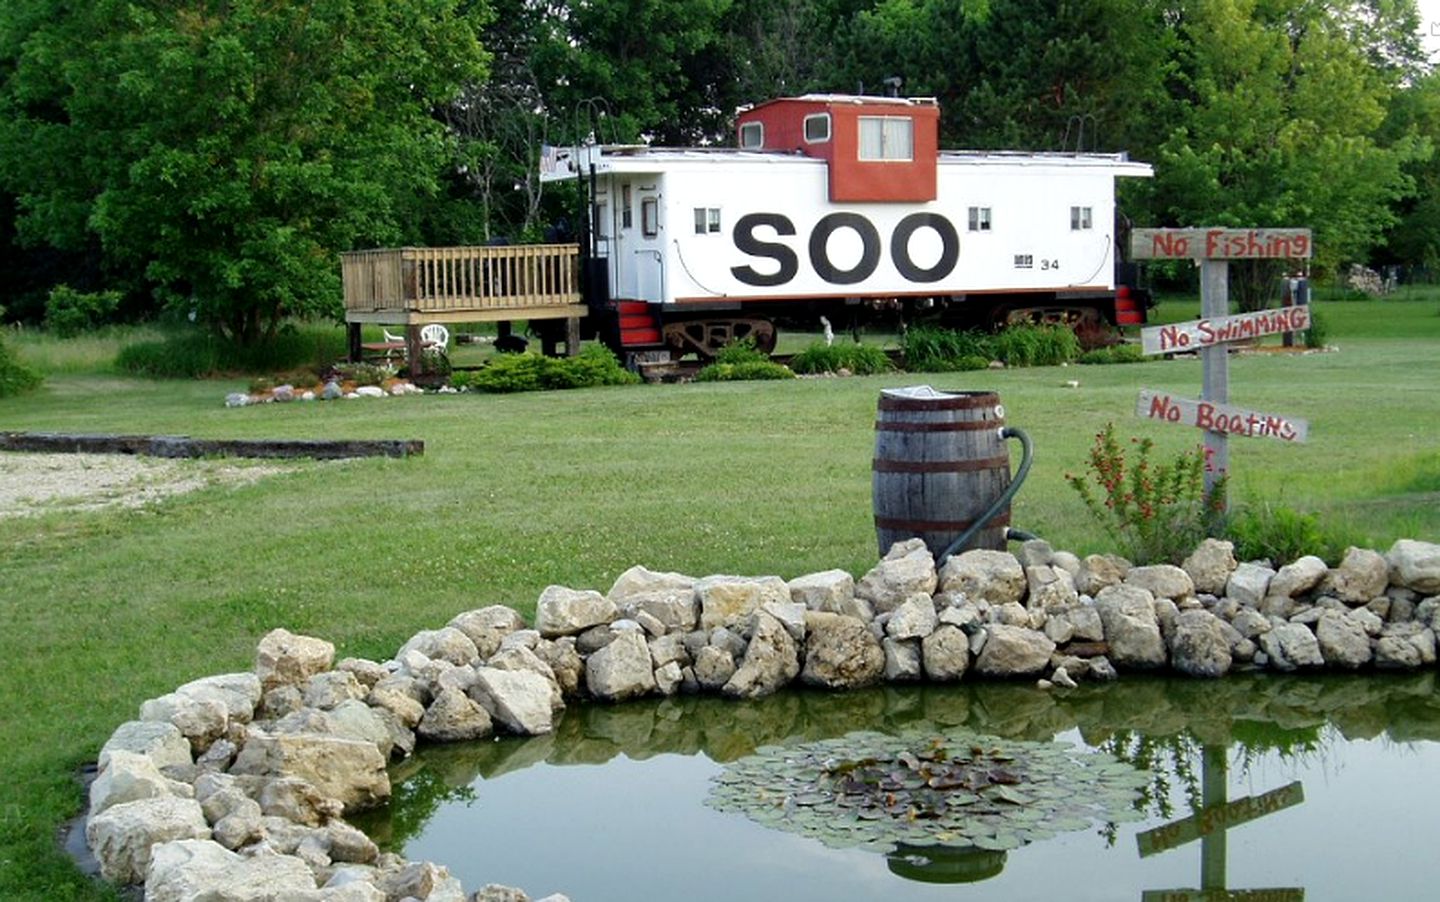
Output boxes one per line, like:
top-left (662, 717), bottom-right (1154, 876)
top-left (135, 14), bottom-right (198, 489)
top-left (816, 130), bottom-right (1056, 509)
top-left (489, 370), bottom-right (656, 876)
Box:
top-left (1066, 423), bottom-right (1225, 565)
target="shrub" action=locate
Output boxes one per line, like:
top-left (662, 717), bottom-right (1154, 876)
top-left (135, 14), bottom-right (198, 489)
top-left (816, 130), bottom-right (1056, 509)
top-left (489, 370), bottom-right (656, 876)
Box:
top-left (1304, 308), bottom-right (1329, 349)
top-left (1078, 343), bottom-right (1147, 365)
top-left (1065, 423), bottom-right (1226, 565)
top-left (991, 324), bottom-right (1081, 367)
top-left (331, 362), bottom-right (396, 387)
top-left (713, 337), bottom-right (771, 366)
top-left (901, 326), bottom-right (995, 372)
top-left (1224, 503), bottom-right (1354, 567)
top-left (44, 285), bottom-right (122, 338)
top-left (461, 346), bottom-right (639, 393)
top-left (790, 341), bottom-right (894, 375)
top-left (0, 333), bottom-right (44, 397)
top-left (694, 360), bottom-right (795, 382)
top-left (115, 325), bottom-right (347, 378)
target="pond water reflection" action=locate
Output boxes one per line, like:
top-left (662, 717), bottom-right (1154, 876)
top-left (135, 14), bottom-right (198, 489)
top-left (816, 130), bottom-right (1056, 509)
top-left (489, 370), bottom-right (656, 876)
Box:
top-left (350, 674), bottom-right (1440, 901)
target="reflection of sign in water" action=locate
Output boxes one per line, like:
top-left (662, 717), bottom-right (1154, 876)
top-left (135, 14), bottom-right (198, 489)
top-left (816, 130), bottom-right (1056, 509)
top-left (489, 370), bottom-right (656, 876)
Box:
top-left (1139, 745), bottom-right (1305, 902)
top-left (1137, 782), bottom-right (1304, 856)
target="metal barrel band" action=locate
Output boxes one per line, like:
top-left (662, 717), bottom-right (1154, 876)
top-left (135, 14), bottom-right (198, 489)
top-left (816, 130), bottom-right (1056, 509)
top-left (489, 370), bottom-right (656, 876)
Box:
top-left (874, 419), bottom-right (1000, 433)
top-left (876, 392), bottom-right (999, 412)
top-left (872, 455), bottom-right (1012, 474)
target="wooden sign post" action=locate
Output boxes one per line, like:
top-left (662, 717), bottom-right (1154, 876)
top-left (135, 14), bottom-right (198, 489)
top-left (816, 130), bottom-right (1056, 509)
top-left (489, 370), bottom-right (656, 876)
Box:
top-left (1136, 744), bottom-right (1305, 902)
top-left (1129, 228), bottom-right (1313, 507)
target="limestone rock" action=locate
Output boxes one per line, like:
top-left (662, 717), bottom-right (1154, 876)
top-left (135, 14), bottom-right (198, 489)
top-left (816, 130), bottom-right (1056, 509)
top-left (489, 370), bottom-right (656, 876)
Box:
top-left (608, 565), bottom-right (695, 601)
top-left (232, 729), bottom-right (390, 813)
top-left (1270, 556), bottom-right (1329, 598)
top-left (1375, 635), bottom-right (1423, 669)
top-left (90, 750), bottom-right (190, 817)
top-left (1075, 553), bottom-right (1131, 596)
top-left (1094, 585), bottom-right (1166, 669)
top-left (1258, 623), bottom-right (1324, 671)
top-left (693, 646), bottom-right (737, 691)
top-left (937, 548), bottom-right (1025, 604)
top-left (1322, 547), bottom-right (1390, 604)
top-left (585, 630), bottom-right (657, 702)
top-left (470, 667), bottom-right (555, 735)
top-left (257, 777), bottom-right (343, 826)
top-left (1388, 539), bottom-right (1440, 594)
top-left (98, 720), bottom-right (193, 772)
top-left (485, 645), bottom-right (564, 710)
top-left (921, 625), bottom-right (970, 681)
top-left (335, 658), bottom-right (387, 690)
top-left (1167, 610), bottom-right (1232, 678)
top-left (378, 861), bottom-right (465, 902)
top-left (1025, 566), bottom-right (1078, 613)
top-left (416, 688), bottom-right (493, 743)
top-left (654, 661), bottom-right (684, 696)
top-left (1183, 539), bottom-right (1237, 596)
top-left (1126, 564), bottom-right (1195, 602)
top-left (761, 600), bottom-right (808, 643)
top-left (535, 586), bottom-right (618, 638)
top-left (448, 606), bottom-right (528, 659)
top-left (621, 589), bottom-right (700, 633)
top-left (973, 625), bottom-right (1055, 678)
top-left (139, 691), bottom-right (229, 755)
top-left (788, 569), bottom-right (861, 617)
top-left (367, 680), bottom-right (426, 730)
top-left (144, 839), bottom-right (321, 900)
top-left (885, 594), bottom-right (938, 640)
top-left (1226, 563), bottom-right (1276, 608)
top-left (723, 611), bottom-right (800, 699)
top-left (1229, 608), bottom-right (1272, 640)
top-left (883, 638), bottom-right (922, 681)
top-left (857, 539), bottom-right (940, 613)
top-left (695, 575), bottom-right (790, 631)
top-left (800, 612), bottom-right (885, 689)
top-left (1316, 611), bottom-right (1372, 669)
top-left (86, 796), bottom-right (210, 884)
top-left (302, 671), bottom-right (367, 711)
top-left (534, 638), bottom-right (584, 698)
top-left (398, 627), bottom-right (480, 667)
top-left (256, 629), bottom-right (336, 691)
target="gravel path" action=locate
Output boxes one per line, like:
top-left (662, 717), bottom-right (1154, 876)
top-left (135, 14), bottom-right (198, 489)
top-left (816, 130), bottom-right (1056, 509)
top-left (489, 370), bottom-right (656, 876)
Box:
top-left (0, 452), bottom-right (294, 518)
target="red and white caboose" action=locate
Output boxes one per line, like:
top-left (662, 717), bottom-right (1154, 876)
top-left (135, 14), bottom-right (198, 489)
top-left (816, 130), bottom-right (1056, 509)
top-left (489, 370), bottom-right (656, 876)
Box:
top-left (542, 94), bottom-right (1153, 357)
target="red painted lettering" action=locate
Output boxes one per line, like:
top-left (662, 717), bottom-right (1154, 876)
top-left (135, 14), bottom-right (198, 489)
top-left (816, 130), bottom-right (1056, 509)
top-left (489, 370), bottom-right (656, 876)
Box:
top-left (1148, 394), bottom-right (1182, 423)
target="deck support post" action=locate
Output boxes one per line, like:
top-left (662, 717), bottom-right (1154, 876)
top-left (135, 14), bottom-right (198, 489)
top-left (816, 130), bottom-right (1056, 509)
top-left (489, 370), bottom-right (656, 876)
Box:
top-left (346, 322), bottom-right (362, 363)
top-left (566, 317), bottom-right (581, 357)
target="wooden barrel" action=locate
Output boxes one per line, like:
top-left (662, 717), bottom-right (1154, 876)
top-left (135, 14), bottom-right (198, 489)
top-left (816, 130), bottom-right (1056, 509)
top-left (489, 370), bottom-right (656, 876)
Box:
top-left (873, 387), bottom-right (1011, 558)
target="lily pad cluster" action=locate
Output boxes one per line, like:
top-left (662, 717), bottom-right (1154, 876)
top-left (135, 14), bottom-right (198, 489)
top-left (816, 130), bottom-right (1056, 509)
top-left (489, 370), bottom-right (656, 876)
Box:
top-left (707, 729), bottom-right (1150, 854)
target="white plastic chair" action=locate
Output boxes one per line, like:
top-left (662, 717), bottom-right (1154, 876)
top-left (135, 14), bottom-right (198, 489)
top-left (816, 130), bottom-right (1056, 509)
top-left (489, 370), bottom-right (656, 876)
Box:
top-left (420, 323), bottom-right (450, 353)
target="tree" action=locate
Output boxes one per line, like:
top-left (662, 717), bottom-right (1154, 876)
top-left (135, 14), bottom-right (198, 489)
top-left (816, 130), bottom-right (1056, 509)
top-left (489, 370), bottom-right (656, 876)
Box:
top-left (1137, 0), bottom-right (1427, 304)
top-left (1, 0), bottom-right (490, 344)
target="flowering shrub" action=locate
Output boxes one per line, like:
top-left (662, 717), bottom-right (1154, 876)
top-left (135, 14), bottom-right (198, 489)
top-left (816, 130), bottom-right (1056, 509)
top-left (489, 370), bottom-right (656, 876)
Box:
top-left (1066, 424), bottom-right (1225, 565)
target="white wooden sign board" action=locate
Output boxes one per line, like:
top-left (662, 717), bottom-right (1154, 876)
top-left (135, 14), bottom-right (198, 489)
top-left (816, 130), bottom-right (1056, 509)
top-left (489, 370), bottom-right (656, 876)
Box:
top-left (1137, 390), bottom-right (1309, 443)
top-left (1131, 228), bottom-right (1313, 260)
top-left (1141, 305), bottom-right (1311, 356)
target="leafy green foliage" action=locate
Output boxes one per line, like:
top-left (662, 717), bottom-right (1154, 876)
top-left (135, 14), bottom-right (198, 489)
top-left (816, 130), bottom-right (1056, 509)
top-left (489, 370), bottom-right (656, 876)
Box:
top-left (1066, 423), bottom-right (1225, 565)
top-left (1304, 308), bottom-right (1330, 349)
top-left (991, 324), bottom-right (1081, 367)
top-left (43, 285), bottom-right (121, 338)
top-left (1, 0), bottom-right (490, 344)
top-left (115, 326), bottom-right (348, 378)
top-left (789, 341), bottom-right (894, 375)
top-left (453, 345), bottom-right (640, 393)
top-left (0, 332), bottom-right (43, 396)
top-left (1225, 503), bottom-right (1355, 567)
top-left (900, 325), bottom-right (995, 372)
top-left (693, 360), bottom-right (796, 382)
top-left (331, 362), bottom-right (397, 388)
top-left (1078, 343), bottom-right (1147, 365)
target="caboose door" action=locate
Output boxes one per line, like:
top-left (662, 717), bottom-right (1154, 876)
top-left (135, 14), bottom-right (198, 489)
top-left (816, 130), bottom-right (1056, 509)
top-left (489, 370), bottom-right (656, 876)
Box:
top-left (612, 177), bottom-right (666, 302)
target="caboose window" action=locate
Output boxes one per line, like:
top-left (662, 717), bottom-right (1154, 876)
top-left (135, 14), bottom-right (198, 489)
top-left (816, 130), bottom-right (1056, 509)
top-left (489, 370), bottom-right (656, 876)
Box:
top-left (621, 185), bottom-right (633, 229)
top-left (804, 113), bottom-right (831, 143)
top-left (968, 207), bottom-right (992, 232)
top-left (739, 122), bottom-right (763, 149)
top-left (693, 207), bottom-right (722, 234)
top-left (642, 198), bottom-right (659, 237)
top-left (858, 116), bottom-right (913, 161)
top-left (1071, 206), bottom-right (1093, 230)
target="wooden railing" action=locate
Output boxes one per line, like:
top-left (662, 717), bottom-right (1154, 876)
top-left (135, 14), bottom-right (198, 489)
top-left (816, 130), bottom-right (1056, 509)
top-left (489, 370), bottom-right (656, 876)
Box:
top-left (341, 244), bottom-right (583, 316)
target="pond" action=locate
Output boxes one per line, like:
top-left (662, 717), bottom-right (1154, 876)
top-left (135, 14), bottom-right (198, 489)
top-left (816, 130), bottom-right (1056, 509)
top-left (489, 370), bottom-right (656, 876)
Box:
top-left (350, 674), bottom-right (1440, 901)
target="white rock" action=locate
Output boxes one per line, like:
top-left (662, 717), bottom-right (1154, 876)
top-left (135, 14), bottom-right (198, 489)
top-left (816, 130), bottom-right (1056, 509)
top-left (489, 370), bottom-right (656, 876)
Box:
top-left (89, 750), bottom-right (191, 817)
top-left (1094, 585), bottom-right (1166, 669)
top-left (86, 796), bottom-right (210, 884)
top-left (788, 569), bottom-right (859, 615)
top-left (256, 628), bottom-right (336, 691)
top-left (398, 627), bottom-right (480, 667)
top-left (921, 624), bottom-right (971, 681)
top-left (937, 549), bottom-right (1025, 604)
top-left (723, 611), bottom-right (800, 698)
top-left (695, 575), bottom-right (791, 631)
top-left (801, 612), bottom-right (885, 689)
top-left (1270, 555), bottom-right (1329, 598)
top-left (448, 606), bottom-right (528, 658)
top-left (470, 667), bottom-right (555, 735)
top-left (1126, 564), bottom-right (1195, 602)
top-left (1182, 539), bottom-right (1237, 596)
top-left (886, 593), bottom-right (938, 640)
top-left (230, 729), bottom-right (390, 813)
top-left (1387, 540), bottom-right (1440, 594)
top-left (857, 539), bottom-right (939, 613)
top-left (1322, 547), bottom-right (1390, 604)
top-left (416, 687), bottom-right (493, 743)
top-left (585, 630), bottom-right (657, 702)
top-left (98, 720), bottom-right (193, 772)
top-left (973, 625), bottom-right (1055, 678)
top-left (535, 586), bottom-right (619, 637)
top-left (1226, 562), bottom-right (1275, 608)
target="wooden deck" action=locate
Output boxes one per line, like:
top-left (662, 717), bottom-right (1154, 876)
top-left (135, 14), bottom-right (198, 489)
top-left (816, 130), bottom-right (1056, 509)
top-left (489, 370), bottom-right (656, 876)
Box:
top-left (341, 244), bottom-right (585, 324)
top-left (341, 244), bottom-right (587, 365)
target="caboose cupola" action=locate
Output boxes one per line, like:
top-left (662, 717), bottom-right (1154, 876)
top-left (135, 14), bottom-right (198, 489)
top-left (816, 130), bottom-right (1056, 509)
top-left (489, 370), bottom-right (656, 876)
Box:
top-left (735, 95), bottom-right (940, 203)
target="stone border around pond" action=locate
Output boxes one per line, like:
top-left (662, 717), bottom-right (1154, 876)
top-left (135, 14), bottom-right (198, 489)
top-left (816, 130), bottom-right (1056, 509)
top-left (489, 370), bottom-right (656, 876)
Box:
top-left (82, 537), bottom-right (1440, 901)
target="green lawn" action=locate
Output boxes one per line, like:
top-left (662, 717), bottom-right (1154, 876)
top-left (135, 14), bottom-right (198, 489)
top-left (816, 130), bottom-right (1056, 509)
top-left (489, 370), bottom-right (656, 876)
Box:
top-left (1, 296), bottom-right (1437, 899)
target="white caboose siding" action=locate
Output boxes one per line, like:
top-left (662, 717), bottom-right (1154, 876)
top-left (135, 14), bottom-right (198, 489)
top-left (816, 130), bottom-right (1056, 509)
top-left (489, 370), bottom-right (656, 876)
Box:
top-left (570, 146), bottom-right (1150, 305)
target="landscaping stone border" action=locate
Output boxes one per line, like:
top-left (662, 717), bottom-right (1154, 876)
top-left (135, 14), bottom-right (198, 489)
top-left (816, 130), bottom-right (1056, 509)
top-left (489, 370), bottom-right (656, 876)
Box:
top-left (2, 432), bottom-right (423, 460)
top-left (82, 536), bottom-right (1440, 901)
